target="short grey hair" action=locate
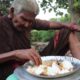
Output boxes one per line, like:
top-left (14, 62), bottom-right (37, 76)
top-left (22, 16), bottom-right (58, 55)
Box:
top-left (11, 0), bottom-right (39, 15)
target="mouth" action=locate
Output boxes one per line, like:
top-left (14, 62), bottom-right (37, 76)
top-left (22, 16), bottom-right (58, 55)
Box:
top-left (17, 25), bottom-right (32, 32)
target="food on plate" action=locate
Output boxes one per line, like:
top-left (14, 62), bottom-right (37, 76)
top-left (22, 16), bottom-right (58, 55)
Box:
top-left (60, 60), bottom-right (74, 70)
top-left (26, 60), bottom-right (74, 76)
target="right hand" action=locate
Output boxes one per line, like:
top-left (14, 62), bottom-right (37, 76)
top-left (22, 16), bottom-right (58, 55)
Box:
top-left (14, 48), bottom-right (42, 65)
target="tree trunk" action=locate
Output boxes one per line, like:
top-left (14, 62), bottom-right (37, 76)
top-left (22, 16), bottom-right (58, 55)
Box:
top-left (68, 0), bottom-right (80, 39)
top-left (68, 0), bottom-right (80, 22)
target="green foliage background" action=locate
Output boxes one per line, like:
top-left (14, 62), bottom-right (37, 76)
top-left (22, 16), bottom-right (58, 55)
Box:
top-left (0, 0), bottom-right (80, 16)
top-left (31, 30), bottom-right (55, 42)
top-left (31, 14), bottom-right (71, 42)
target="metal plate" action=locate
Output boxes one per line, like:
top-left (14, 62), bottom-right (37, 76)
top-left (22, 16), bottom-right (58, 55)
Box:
top-left (23, 56), bottom-right (80, 79)
top-left (14, 56), bottom-right (80, 80)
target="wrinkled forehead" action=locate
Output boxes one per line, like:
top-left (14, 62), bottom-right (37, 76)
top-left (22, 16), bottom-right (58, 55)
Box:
top-left (17, 11), bottom-right (36, 21)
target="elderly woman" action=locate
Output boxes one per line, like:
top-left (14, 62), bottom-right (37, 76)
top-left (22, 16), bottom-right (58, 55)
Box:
top-left (0, 0), bottom-right (80, 80)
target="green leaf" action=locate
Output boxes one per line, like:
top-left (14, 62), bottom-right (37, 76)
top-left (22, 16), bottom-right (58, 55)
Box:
top-left (49, 8), bottom-right (52, 12)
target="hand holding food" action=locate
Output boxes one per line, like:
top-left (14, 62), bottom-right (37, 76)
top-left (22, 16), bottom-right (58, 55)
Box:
top-left (14, 48), bottom-right (42, 65)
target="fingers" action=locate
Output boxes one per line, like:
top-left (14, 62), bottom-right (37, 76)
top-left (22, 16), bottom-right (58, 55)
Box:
top-left (65, 23), bottom-right (80, 32)
top-left (16, 48), bottom-right (42, 66)
top-left (24, 53), bottom-right (36, 64)
top-left (73, 25), bottom-right (80, 32)
top-left (69, 23), bottom-right (80, 32)
top-left (27, 48), bottom-right (42, 65)
top-left (32, 48), bottom-right (42, 64)
top-left (30, 53), bottom-right (41, 65)
top-left (27, 52), bottom-right (42, 66)
top-left (32, 52), bottom-right (42, 65)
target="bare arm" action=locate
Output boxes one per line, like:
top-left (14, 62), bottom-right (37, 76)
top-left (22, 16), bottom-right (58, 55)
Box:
top-left (0, 18), bottom-right (42, 65)
top-left (0, 48), bottom-right (42, 65)
top-left (33, 19), bottom-right (80, 31)
top-left (69, 32), bottom-right (80, 59)
top-left (0, 51), bottom-right (15, 63)
top-left (33, 19), bottom-right (66, 30)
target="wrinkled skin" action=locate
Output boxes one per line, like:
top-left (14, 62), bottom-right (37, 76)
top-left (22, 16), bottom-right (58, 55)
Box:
top-left (12, 12), bottom-right (35, 31)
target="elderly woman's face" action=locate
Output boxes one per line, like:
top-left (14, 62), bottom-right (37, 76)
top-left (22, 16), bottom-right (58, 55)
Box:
top-left (12, 12), bottom-right (35, 30)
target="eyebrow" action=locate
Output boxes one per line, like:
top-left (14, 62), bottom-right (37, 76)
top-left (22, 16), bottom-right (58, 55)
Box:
top-left (21, 16), bottom-right (34, 22)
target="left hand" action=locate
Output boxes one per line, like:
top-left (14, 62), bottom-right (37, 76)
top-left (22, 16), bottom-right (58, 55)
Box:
top-left (67, 23), bottom-right (80, 32)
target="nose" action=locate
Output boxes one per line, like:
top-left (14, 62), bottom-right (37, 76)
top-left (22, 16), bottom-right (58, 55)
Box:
top-left (24, 22), bottom-right (32, 28)
top-left (25, 22), bottom-right (29, 27)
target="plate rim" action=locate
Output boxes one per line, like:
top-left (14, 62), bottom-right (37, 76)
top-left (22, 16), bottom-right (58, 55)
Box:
top-left (23, 56), bottom-right (80, 79)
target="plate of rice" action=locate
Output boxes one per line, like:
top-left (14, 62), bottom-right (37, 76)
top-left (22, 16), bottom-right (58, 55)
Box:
top-left (25, 56), bottom-right (80, 79)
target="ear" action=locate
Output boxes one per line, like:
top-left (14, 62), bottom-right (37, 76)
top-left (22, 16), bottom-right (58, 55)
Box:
top-left (8, 7), bottom-right (14, 19)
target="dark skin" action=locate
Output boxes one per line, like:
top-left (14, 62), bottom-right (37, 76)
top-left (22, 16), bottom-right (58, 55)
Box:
top-left (0, 8), bottom-right (42, 65)
top-left (0, 7), bottom-right (80, 66)
top-left (0, 48), bottom-right (42, 65)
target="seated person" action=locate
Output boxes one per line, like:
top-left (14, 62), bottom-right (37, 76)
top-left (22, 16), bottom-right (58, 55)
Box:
top-left (0, 0), bottom-right (80, 79)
